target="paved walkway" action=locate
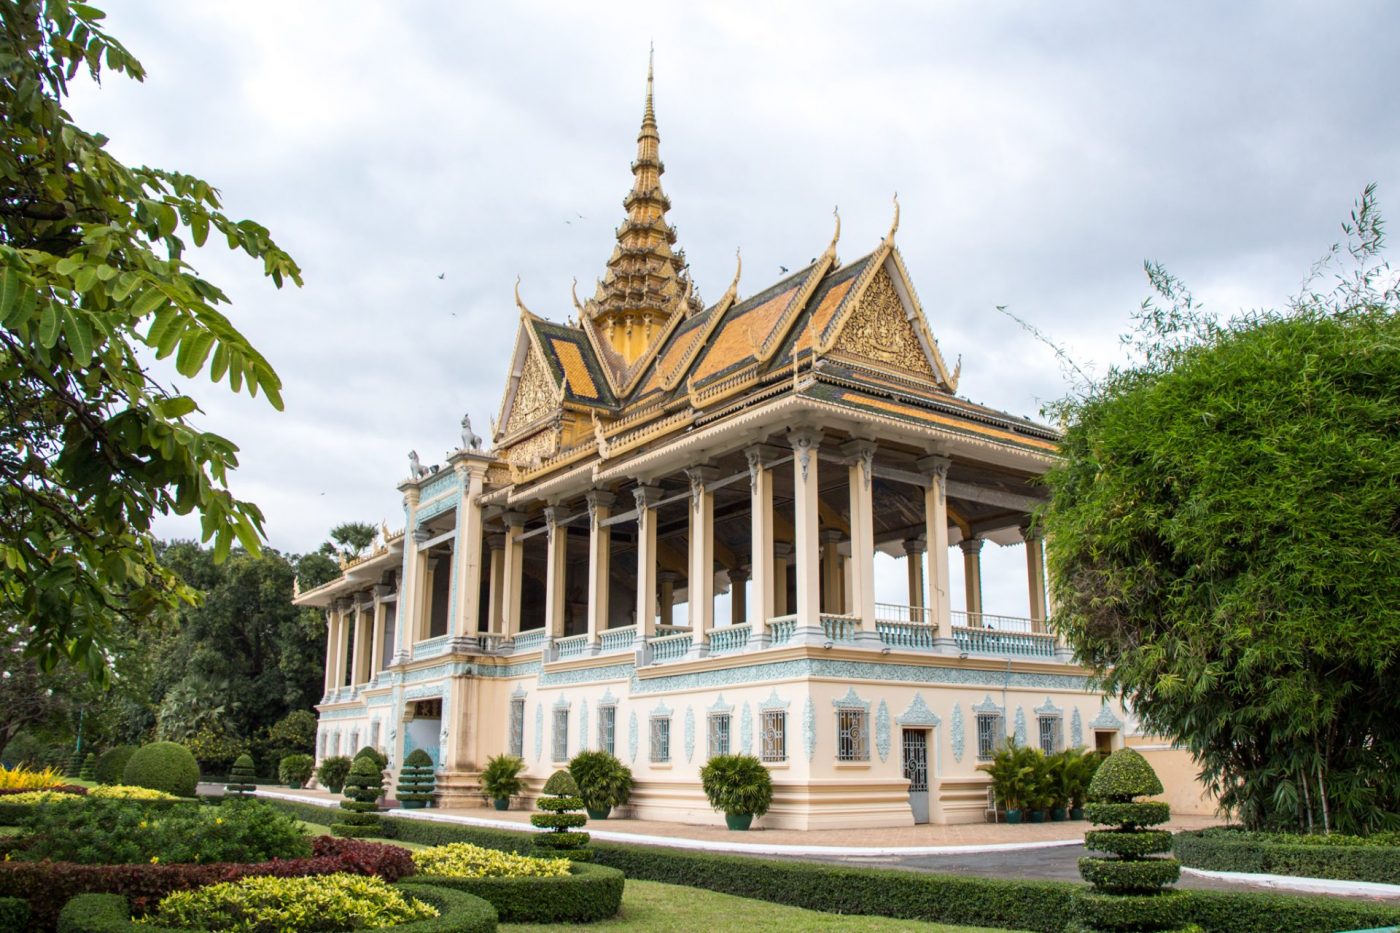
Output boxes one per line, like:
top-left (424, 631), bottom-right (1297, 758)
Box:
top-left (223, 785), bottom-right (1400, 904)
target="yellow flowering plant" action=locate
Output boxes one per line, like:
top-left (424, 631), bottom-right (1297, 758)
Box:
top-left (87, 784), bottom-right (177, 800)
top-left (0, 764), bottom-right (67, 790)
top-left (137, 873), bottom-right (438, 931)
top-left (412, 842), bottom-right (571, 879)
top-left (0, 789), bottom-right (80, 805)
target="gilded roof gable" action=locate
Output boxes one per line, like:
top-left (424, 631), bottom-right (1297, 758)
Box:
top-left (827, 266), bottom-right (936, 379)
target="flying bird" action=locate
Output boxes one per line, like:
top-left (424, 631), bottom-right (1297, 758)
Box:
top-left (779, 265), bottom-right (789, 274)
top-left (437, 273), bottom-right (446, 280)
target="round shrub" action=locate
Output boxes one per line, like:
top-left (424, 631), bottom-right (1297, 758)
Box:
top-left (354, 745), bottom-right (388, 771)
top-left (122, 742), bottom-right (200, 798)
top-left (397, 748), bottom-right (435, 808)
top-left (413, 860), bottom-right (625, 923)
top-left (332, 755), bottom-right (385, 838)
top-left (700, 753), bottom-right (774, 818)
top-left (316, 755), bottom-right (352, 794)
top-left (279, 752), bottom-right (314, 788)
top-left (1084, 800), bottom-right (1171, 828)
top-left (569, 750), bottom-right (633, 815)
top-left (1087, 747), bottom-right (1163, 801)
top-left (94, 745), bottom-right (137, 785)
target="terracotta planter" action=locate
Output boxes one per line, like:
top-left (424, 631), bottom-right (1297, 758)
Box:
top-left (493, 797), bottom-right (510, 811)
top-left (724, 812), bottom-right (753, 831)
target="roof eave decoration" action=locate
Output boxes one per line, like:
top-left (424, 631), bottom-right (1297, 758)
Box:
top-left (492, 285), bottom-right (568, 446)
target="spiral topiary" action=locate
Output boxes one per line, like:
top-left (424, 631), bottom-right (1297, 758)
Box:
top-left (64, 750), bottom-right (84, 777)
top-left (1068, 747), bottom-right (1200, 933)
top-left (331, 755), bottom-right (387, 838)
top-left (225, 753), bottom-right (257, 798)
top-left (78, 752), bottom-right (96, 781)
top-left (354, 745), bottom-right (388, 772)
top-left (396, 748), bottom-right (436, 809)
top-left (122, 742), bottom-right (201, 797)
top-left (530, 769), bottom-right (591, 861)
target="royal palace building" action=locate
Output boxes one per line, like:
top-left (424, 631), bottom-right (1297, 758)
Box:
top-left (295, 62), bottom-right (1191, 828)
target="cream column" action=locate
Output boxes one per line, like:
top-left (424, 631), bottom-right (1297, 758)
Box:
top-left (370, 585), bottom-right (389, 675)
top-left (820, 529), bottom-right (843, 613)
top-left (586, 492), bottom-right (615, 645)
top-left (657, 572), bottom-right (677, 628)
top-left (349, 600), bottom-right (367, 685)
top-left (729, 567), bottom-right (749, 625)
top-left (392, 487), bottom-right (421, 665)
top-left (744, 447), bottom-right (776, 627)
top-left (450, 461), bottom-right (489, 640)
top-left (1025, 529), bottom-right (1048, 631)
top-left (333, 599), bottom-right (351, 688)
top-left (544, 506), bottom-right (569, 639)
top-left (416, 556), bottom-right (435, 643)
top-left (844, 441), bottom-right (877, 631)
top-left (960, 538), bottom-right (984, 624)
top-left (788, 429), bottom-right (822, 628)
top-left (903, 538), bottom-right (926, 623)
top-left (500, 513), bottom-right (526, 638)
top-left (686, 466), bottom-right (717, 645)
top-left (322, 610), bottom-right (336, 694)
top-left (920, 456), bottom-right (953, 646)
top-left (633, 486), bottom-right (662, 640)
top-left (485, 534), bottom-right (505, 636)
top-left (772, 542), bottom-right (792, 615)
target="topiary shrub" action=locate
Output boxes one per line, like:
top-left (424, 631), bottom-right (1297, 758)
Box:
top-left (78, 752), bottom-right (96, 781)
top-left (121, 742), bottom-right (200, 798)
top-left (94, 745), bottom-right (136, 786)
top-left (531, 770), bottom-right (590, 861)
top-left (354, 745), bottom-right (388, 772)
top-left (332, 755), bottom-right (387, 838)
top-left (397, 748), bottom-right (436, 809)
top-left (569, 750), bottom-right (632, 819)
top-left (64, 750), bottom-right (84, 777)
top-left (225, 753), bottom-right (257, 798)
top-left (316, 755), bottom-right (352, 794)
top-left (1069, 747), bottom-right (1198, 933)
top-left (279, 753), bottom-right (314, 788)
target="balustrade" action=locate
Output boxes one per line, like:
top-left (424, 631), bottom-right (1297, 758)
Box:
top-left (953, 625), bottom-right (1056, 658)
top-left (707, 623), bottom-right (752, 656)
top-left (512, 629), bottom-right (548, 651)
top-left (599, 626), bottom-right (637, 653)
top-left (555, 634), bottom-right (591, 659)
top-left (649, 632), bottom-right (693, 663)
top-left (820, 614), bottom-right (860, 642)
top-left (767, 615), bottom-right (797, 645)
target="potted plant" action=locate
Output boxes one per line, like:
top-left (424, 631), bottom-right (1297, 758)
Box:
top-left (316, 755), bottom-right (352, 794)
top-left (480, 753), bottom-right (525, 811)
top-left (397, 749), bottom-right (436, 808)
top-left (979, 741), bottom-right (1036, 824)
top-left (1045, 750), bottom-right (1071, 821)
top-left (569, 750), bottom-right (633, 820)
top-left (699, 753), bottom-right (773, 831)
top-left (278, 753), bottom-right (314, 789)
top-left (1066, 747), bottom-right (1101, 820)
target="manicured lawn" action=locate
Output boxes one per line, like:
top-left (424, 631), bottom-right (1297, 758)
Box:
top-left (501, 878), bottom-right (1016, 932)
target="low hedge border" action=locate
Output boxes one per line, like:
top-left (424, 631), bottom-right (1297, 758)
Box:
top-left (0, 896), bottom-right (30, 927)
top-left (0, 797), bottom-right (181, 826)
top-left (263, 798), bottom-right (1400, 933)
top-left (56, 883), bottom-right (497, 933)
top-left (1175, 828), bottom-right (1400, 885)
top-left (1, 835), bottom-right (414, 932)
top-left (412, 861), bottom-right (624, 922)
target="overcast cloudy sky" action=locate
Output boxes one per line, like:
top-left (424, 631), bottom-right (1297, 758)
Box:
top-left (67, 2), bottom-right (1398, 614)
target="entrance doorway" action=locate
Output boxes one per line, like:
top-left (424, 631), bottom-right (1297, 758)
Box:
top-left (902, 728), bottom-right (930, 824)
top-left (1094, 730), bottom-right (1116, 756)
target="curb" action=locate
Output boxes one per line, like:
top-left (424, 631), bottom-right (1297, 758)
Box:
top-left (1180, 866), bottom-right (1400, 900)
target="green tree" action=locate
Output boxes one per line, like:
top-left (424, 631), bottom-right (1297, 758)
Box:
top-left (1043, 187), bottom-right (1400, 834)
top-left (0, 0), bottom-right (301, 679)
top-left (327, 522), bottom-right (377, 562)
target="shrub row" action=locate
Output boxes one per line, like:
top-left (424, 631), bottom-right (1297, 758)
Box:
top-left (262, 798), bottom-right (1400, 933)
top-left (413, 862), bottom-right (624, 923)
top-left (0, 896), bottom-right (29, 928)
top-left (1174, 828), bottom-right (1400, 885)
top-left (56, 883), bottom-right (497, 933)
top-left (0, 835), bottom-right (413, 932)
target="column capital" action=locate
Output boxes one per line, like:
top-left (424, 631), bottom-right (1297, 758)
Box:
top-left (411, 526), bottom-right (432, 544)
top-left (372, 583), bottom-right (393, 600)
top-left (787, 429), bottom-right (822, 484)
top-left (959, 537), bottom-right (985, 555)
top-left (819, 528), bottom-right (845, 546)
top-left (585, 489), bottom-right (617, 511)
top-left (728, 566), bottom-right (751, 583)
top-left (773, 541), bottom-right (795, 560)
top-left (333, 597), bottom-right (353, 612)
top-left (902, 536), bottom-right (927, 557)
top-left (501, 510), bottom-right (527, 529)
top-left (632, 484), bottom-right (663, 510)
top-left (917, 454), bottom-right (951, 481)
top-left (402, 487), bottom-right (421, 507)
top-left (543, 505), bottom-right (565, 529)
top-left (486, 533), bottom-right (506, 551)
top-left (657, 570), bottom-right (681, 585)
top-left (1020, 522), bottom-right (1042, 542)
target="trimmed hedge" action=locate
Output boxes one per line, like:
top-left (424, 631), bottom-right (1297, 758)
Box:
top-left (121, 743), bottom-right (199, 798)
top-left (1083, 801), bottom-right (1171, 828)
top-left (1077, 857), bottom-right (1181, 891)
top-left (259, 798), bottom-right (1400, 933)
top-left (0, 835), bottom-right (413, 932)
top-left (412, 862), bottom-right (624, 923)
top-left (56, 883), bottom-right (497, 933)
top-left (1175, 828), bottom-right (1400, 885)
top-left (0, 896), bottom-right (29, 928)
top-left (93, 747), bottom-right (136, 787)
top-left (1084, 829), bottom-right (1173, 858)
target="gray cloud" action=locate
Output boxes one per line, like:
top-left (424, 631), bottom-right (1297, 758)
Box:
top-left (63, 2), bottom-right (1398, 613)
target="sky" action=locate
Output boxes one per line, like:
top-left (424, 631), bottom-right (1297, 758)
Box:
top-left (66, 2), bottom-right (1399, 617)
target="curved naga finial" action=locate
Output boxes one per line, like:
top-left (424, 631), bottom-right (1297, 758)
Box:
top-left (719, 248), bottom-right (742, 308)
top-left (570, 277), bottom-right (584, 314)
top-left (514, 275), bottom-right (530, 315)
top-left (823, 206), bottom-right (841, 260)
top-left (886, 192), bottom-right (900, 243)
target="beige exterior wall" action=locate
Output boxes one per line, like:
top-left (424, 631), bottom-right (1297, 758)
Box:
top-left (1128, 740), bottom-right (1221, 818)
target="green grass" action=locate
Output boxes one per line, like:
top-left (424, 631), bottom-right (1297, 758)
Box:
top-left (297, 819), bottom-right (430, 851)
top-left (499, 878), bottom-right (1016, 932)
top-left (0, 825), bottom-right (19, 837)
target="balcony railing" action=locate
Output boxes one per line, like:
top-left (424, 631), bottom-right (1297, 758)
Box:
top-left (954, 626), bottom-right (1056, 658)
top-left (512, 629), bottom-right (548, 652)
top-left (650, 631), bottom-right (693, 663)
top-left (707, 623), bottom-right (752, 656)
top-left (820, 614), bottom-right (860, 643)
top-left (875, 602), bottom-right (931, 625)
top-left (767, 615), bottom-right (797, 646)
top-left (599, 626), bottom-right (637, 653)
top-left (875, 619), bottom-right (937, 650)
top-left (555, 634), bottom-right (591, 659)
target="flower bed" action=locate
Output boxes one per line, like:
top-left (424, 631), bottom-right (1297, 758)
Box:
top-left (1174, 827), bottom-right (1400, 885)
top-left (0, 836), bottom-right (413, 932)
top-left (57, 882), bottom-right (496, 932)
top-left (408, 842), bottom-right (622, 923)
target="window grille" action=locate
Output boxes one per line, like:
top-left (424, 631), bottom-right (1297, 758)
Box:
top-left (760, 711), bottom-right (787, 762)
top-left (370, 721), bottom-right (380, 750)
top-left (552, 708), bottom-right (569, 762)
top-left (649, 717), bottom-right (671, 763)
top-left (1038, 715), bottom-right (1062, 754)
top-left (976, 713), bottom-right (1003, 760)
top-left (508, 698), bottom-right (525, 758)
top-left (836, 708), bottom-right (869, 762)
top-left (598, 706), bottom-right (616, 756)
top-left (708, 714), bottom-right (731, 759)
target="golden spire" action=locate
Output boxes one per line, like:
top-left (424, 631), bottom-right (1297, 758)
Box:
top-left (589, 49), bottom-right (701, 367)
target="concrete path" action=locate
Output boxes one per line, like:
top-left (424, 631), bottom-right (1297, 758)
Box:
top-left (222, 784), bottom-right (1400, 904)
